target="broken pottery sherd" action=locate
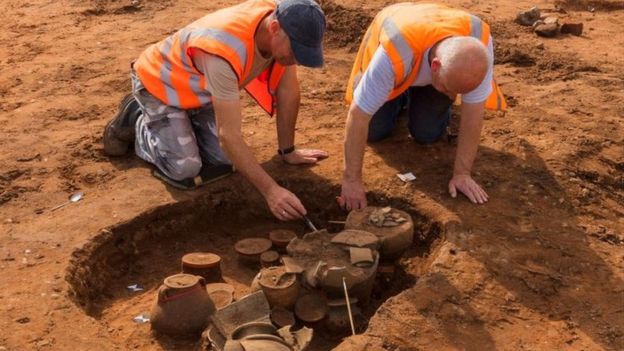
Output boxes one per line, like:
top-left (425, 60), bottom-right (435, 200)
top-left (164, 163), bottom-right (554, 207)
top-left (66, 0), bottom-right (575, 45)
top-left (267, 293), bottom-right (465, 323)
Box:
top-left (206, 283), bottom-right (234, 310)
top-left (278, 326), bottom-right (313, 351)
top-left (330, 229), bottom-right (380, 250)
top-left (212, 291), bottom-right (271, 338)
top-left (239, 338), bottom-right (292, 351)
top-left (282, 256), bottom-right (305, 274)
top-left (349, 247), bottom-right (374, 268)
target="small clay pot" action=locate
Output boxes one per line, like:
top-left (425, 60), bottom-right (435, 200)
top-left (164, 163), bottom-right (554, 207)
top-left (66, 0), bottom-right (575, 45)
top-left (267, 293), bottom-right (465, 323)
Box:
top-left (325, 298), bottom-right (361, 332)
top-left (269, 229), bottom-right (297, 250)
top-left (258, 266), bottom-right (300, 309)
top-left (235, 238), bottom-right (273, 263)
top-left (345, 207), bottom-right (414, 260)
top-left (150, 274), bottom-right (216, 337)
top-left (271, 306), bottom-right (296, 329)
top-left (294, 293), bottom-right (328, 326)
top-left (260, 250), bottom-right (280, 268)
top-left (181, 252), bottom-right (222, 283)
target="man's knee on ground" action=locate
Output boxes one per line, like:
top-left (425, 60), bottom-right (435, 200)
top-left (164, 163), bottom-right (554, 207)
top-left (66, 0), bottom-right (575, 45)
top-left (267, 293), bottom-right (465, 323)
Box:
top-left (409, 127), bottom-right (443, 145)
top-left (166, 158), bottom-right (202, 180)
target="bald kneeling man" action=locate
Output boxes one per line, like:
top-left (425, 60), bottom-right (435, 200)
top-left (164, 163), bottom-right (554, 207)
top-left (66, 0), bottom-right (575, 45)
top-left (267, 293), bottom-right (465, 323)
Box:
top-left (339, 2), bottom-right (507, 210)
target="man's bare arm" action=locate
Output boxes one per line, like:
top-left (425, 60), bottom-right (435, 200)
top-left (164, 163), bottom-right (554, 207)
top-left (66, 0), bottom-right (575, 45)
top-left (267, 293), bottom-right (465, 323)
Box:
top-left (275, 66), bottom-right (328, 164)
top-left (212, 97), bottom-right (306, 219)
top-left (448, 101), bottom-right (489, 204)
top-left (340, 103), bottom-right (371, 210)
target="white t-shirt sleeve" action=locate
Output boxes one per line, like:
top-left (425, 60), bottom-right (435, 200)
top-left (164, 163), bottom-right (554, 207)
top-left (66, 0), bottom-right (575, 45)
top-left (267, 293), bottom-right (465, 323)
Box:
top-left (461, 36), bottom-right (494, 104)
top-left (192, 50), bottom-right (240, 101)
top-left (352, 47), bottom-right (395, 115)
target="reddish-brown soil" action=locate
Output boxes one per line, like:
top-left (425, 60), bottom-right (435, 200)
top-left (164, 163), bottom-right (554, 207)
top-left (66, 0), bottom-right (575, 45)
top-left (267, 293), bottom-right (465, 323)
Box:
top-left (1, 0), bottom-right (622, 350)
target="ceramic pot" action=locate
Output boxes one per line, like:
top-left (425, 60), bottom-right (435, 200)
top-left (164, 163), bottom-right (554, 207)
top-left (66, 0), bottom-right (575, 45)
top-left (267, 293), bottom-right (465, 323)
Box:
top-left (231, 321), bottom-right (278, 340)
top-left (260, 250), bottom-right (281, 268)
top-left (325, 298), bottom-right (361, 332)
top-left (181, 252), bottom-right (222, 283)
top-left (235, 238), bottom-right (273, 263)
top-left (345, 207), bottom-right (414, 260)
top-left (258, 266), bottom-right (300, 309)
top-left (150, 274), bottom-right (216, 336)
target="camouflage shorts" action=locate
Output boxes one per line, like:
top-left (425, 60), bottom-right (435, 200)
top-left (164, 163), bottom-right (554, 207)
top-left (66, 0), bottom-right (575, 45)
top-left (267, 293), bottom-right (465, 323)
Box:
top-left (131, 71), bottom-right (231, 181)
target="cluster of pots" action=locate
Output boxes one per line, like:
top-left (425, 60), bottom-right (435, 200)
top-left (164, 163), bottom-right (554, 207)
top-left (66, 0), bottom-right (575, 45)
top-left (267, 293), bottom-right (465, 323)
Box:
top-left (147, 207), bottom-right (414, 349)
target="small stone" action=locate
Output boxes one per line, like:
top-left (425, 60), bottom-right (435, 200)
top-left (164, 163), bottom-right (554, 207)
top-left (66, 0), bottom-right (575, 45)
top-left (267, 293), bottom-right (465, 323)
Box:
top-left (534, 22), bottom-right (559, 37)
top-left (516, 7), bottom-right (541, 26)
top-left (36, 339), bottom-right (51, 347)
top-left (543, 16), bottom-right (559, 25)
top-left (536, 42), bottom-right (545, 50)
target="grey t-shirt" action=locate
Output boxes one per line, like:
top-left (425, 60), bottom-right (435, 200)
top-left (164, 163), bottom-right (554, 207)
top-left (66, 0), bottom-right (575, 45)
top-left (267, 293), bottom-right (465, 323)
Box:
top-left (192, 43), bottom-right (274, 101)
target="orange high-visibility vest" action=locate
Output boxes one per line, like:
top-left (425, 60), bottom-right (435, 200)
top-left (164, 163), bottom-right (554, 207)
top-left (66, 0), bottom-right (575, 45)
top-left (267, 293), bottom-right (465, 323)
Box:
top-left (134, 0), bottom-right (286, 115)
top-left (346, 3), bottom-right (507, 111)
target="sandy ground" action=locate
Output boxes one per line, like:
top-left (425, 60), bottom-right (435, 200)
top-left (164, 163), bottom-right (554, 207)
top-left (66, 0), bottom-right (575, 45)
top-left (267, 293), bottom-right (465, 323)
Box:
top-left (0, 0), bottom-right (623, 350)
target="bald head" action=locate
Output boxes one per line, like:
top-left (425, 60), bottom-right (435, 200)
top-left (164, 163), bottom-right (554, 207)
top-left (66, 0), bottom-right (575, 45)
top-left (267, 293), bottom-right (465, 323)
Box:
top-left (434, 36), bottom-right (490, 94)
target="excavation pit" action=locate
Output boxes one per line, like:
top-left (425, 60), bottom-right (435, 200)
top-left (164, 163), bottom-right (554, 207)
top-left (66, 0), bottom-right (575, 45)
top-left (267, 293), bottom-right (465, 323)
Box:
top-left (66, 180), bottom-right (442, 350)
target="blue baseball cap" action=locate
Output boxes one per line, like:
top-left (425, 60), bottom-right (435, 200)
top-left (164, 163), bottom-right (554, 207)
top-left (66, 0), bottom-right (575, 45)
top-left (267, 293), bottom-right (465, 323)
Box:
top-left (276, 0), bottom-right (326, 68)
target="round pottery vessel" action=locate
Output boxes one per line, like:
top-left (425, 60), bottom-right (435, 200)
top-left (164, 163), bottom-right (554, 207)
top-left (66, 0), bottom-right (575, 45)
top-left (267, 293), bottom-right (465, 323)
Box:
top-left (150, 274), bottom-right (216, 336)
top-left (231, 321), bottom-right (278, 340)
top-left (258, 266), bottom-right (300, 309)
top-left (269, 229), bottom-right (297, 249)
top-left (235, 238), bottom-right (273, 262)
top-left (181, 252), bottom-right (222, 283)
top-left (260, 250), bottom-right (281, 268)
top-left (325, 298), bottom-right (362, 332)
top-left (294, 293), bottom-right (328, 325)
top-left (345, 207), bottom-right (414, 260)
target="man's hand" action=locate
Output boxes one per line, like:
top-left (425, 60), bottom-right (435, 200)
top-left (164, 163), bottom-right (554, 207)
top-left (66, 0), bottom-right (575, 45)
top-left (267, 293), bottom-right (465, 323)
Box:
top-left (282, 148), bottom-right (328, 165)
top-left (448, 174), bottom-right (488, 204)
top-left (339, 178), bottom-right (367, 211)
top-left (266, 184), bottom-right (307, 221)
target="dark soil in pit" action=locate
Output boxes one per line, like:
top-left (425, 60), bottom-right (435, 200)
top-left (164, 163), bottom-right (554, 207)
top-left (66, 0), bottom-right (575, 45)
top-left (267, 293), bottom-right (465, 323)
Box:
top-left (66, 179), bottom-right (441, 350)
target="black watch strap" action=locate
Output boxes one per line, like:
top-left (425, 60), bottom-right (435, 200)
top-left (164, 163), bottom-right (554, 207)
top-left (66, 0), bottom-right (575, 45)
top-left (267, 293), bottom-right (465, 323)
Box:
top-left (277, 145), bottom-right (295, 156)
